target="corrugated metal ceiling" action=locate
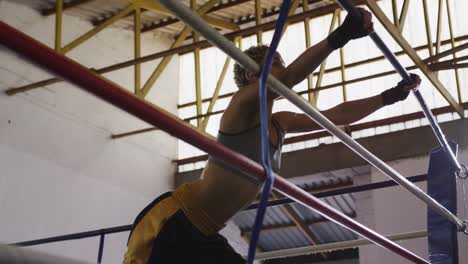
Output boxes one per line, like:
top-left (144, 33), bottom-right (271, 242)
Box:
top-left (7, 0), bottom-right (336, 36)
top-left (232, 168), bottom-right (365, 255)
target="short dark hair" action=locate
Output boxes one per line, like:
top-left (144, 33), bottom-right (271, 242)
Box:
top-left (233, 45), bottom-right (284, 88)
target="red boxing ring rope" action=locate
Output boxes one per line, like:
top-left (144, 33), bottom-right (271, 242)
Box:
top-left (0, 21), bottom-right (428, 263)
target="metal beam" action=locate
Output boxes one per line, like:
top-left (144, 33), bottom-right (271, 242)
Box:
top-left (112, 64), bottom-right (422, 139)
top-left (2, 2), bottom-right (353, 95)
top-left (110, 37), bottom-right (468, 140)
top-left (101, 0), bottom-right (251, 31)
top-left (272, 192), bottom-right (327, 259)
top-left (364, 0), bottom-right (464, 117)
top-left (61, 5), bottom-right (135, 54)
top-left (140, 0), bottom-right (323, 33)
top-left (338, 12), bottom-right (347, 102)
top-left (425, 42), bottom-right (468, 64)
top-left (303, 0), bottom-right (314, 102)
top-left (312, 9), bottom-right (339, 105)
top-left (435, 0), bottom-right (444, 55)
top-left (192, 0), bottom-right (203, 128)
top-left (429, 56), bottom-right (468, 71)
top-left (430, 63), bottom-right (468, 71)
top-left (422, 0), bottom-right (434, 57)
top-left (255, 0), bottom-right (263, 44)
top-left (138, 0), bottom-right (223, 99)
top-left (201, 56), bottom-right (232, 131)
top-left (55, 0), bottom-right (63, 53)
top-left (147, 1), bottom-right (364, 55)
top-left (125, 0), bottom-right (239, 31)
top-left (203, 16), bottom-right (240, 31)
top-left (445, 0), bottom-right (462, 104)
top-left (9, 1), bottom-right (467, 97)
top-left (397, 0), bottom-right (410, 33)
top-left (391, 0), bottom-right (399, 27)
top-left (41, 0), bottom-right (93, 16)
top-left (7, 32), bottom-right (466, 100)
top-left (134, 7), bottom-right (142, 94)
top-left (289, 0), bottom-right (303, 16)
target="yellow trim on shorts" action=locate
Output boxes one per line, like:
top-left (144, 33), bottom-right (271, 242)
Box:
top-left (123, 196), bottom-right (179, 264)
top-left (172, 183), bottom-right (225, 236)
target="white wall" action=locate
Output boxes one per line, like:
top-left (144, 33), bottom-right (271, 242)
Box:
top-left (356, 148), bottom-right (468, 263)
top-left (0, 1), bottom-right (179, 263)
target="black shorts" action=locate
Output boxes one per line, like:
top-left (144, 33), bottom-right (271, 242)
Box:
top-left (124, 192), bottom-right (245, 264)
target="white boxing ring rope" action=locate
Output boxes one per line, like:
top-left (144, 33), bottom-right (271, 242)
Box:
top-left (251, 230), bottom-right (428, 261)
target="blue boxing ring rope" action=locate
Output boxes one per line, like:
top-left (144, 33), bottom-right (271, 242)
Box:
top-left (247, 0), bottom-right (291, 263)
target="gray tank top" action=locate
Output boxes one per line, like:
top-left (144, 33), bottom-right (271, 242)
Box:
top-left (210, 118), bottom-right (285, 173)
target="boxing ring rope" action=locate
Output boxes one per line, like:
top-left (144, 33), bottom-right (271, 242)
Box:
top-left (0, 21), bottom-right (427, 263)
top-left (157, 0), bottom-right (466, 234)
top-left (253, 230), bottom-right (428, 261)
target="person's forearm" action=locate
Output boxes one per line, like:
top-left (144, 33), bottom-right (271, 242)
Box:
top-left (281, 39), bottom-right (334, 87)
top-left (329, 95), bottom-right (384, 125)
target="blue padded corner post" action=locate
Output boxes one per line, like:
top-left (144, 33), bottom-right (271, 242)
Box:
top-left (427, 141), bottom-right (459, 264)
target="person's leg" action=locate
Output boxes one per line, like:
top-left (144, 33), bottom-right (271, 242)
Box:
top-left (124, 193), bottom-right (178, 264)
top-left (148, 210), bottom-right (245, 264)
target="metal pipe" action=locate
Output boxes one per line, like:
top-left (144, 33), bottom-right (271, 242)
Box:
top-left (0, 20), bottom-right (428, 264)
top-left (253, 230), bottom-right (428, 261)
top-left (336, 0), bottom-right (463, 175)
top-left (159, 0), bottom-right (465, 237)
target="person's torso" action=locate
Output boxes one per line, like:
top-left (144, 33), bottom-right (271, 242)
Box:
top-left (210, 118), bottom-right (285, 172)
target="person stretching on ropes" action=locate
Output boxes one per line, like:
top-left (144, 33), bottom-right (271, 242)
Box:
top-left (124, 8), bottom-right (421, 264)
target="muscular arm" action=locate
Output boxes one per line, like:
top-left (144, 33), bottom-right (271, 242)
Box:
top-left (275, 95), bottom-right (384, 133)
top-left (275, 73), bottom-right (421, 133)
top-left (281, 39), bottom-right (334, 87)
